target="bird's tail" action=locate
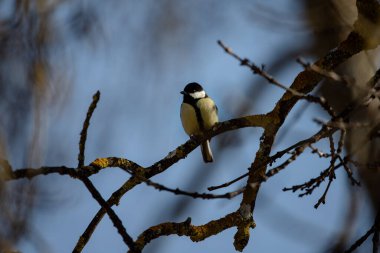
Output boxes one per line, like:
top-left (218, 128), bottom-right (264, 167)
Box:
top-left (201, 140), bottom-right (214, 163)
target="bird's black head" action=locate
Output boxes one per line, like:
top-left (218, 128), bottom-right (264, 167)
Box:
top-left (183, 82), bottom-right (204, 94)
top-left (180, 82), bottom-right (207, 101)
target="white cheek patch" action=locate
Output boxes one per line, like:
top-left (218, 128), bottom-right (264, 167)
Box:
top-left (190, 90), bottom-right (206, 99)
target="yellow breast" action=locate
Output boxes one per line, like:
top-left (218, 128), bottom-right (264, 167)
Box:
top-left (197, 97), bottom-right (218, 130)
top-left (180, 103), bottom-right (200, 135)
top-left (180, 98), bottom-right (218, 136)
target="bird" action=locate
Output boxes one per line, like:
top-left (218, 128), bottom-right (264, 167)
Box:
top-left (180, 82), bottom-right (219, 163)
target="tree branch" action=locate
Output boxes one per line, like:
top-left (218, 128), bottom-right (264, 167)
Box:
top-left (78, 91), bottom-right (100, 168)
top-left (73, 114), bottom-right (270, 252)
top-left (131, 211), bottom-right (254, 253)
top-left (345, 206), bottom-right (380, 253)
top-left (124, 168), bottom-right (244, 200)
top-left (75, 92), bottom-right (136, 251)
top-left (234, 30), bottom-right (365, 251)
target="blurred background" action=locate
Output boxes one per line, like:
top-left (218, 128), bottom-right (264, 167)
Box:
top-left (0, 0), bottom-right (379, 252)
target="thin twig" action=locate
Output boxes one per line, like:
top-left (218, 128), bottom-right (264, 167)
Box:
top-left (345, 206), bottom-right (380, 253)
top-left (308, 144), bottom-right (331, 158)
top-left (218, 40), bottom-right (305, 97)
top-left (208, 172), bottom-right (248, 191)
top-left (314, 170), bottom-right (335, 209)
top-left (283, 162), bottom-right (342, 197)
top-left (78, 91), bottom-right (100, 168)
top-left (344, 226), bottom-right (375, 252)
top-left (263, 146), bottom-right (306, 180)
top-left (297, 57), bottom-right (350, 84)
top-left (125, 168), bottom-right (244, 200)
top-left (313, 135), bottom-right (337, 209)
top-left (219, 40), bottom-right (338, 117)
top-left (208, 126), bottom-right (335, 191)
top-left (208, 146), bottom-right (306, 192)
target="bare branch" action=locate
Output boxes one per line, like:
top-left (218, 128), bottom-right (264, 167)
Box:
top-left (130, 212), bottom-right (255, 253)
top-left (308, 144), bottom-right (331, 158)
top-left (218, 40), bottom-right (305, 97)
top-left (78, 176), bottom-right (136, 251)
top-left (73, 114), bottom-right (270, 252)
top-left (1, 157), bottom-right (143, 181)
top-left (78, 91), bottom-right (100, 168)
top-left (265, 146), bottom-right (306, 179)
top-left (208, 126), bottom-right (335, 192)
top-left (76, 91), bottom-right (136, 251)
top-left (345, 203), bottom-right (380, 253)
top-left (314, 170), bottom-right (335, 209)
top-left (345, 206), bottom-right (380, 253)
top-left (296, 57), bottom-right (350, 84)
top-left (283, 162), bottom-right (341, 198)
top-left (208, 172), bottom-right (248, 192)
top-left (124, 168), bottom-right (244, 200)
top-left (2, 165), bottom-right (77, 180)
top-left (345, 226), bottom-right (376, 253)
top-left (208, 145), bottom-right (306, 192)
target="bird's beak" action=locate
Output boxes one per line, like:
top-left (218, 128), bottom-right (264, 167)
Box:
top-left (180, 91), bottom-right (186, 95)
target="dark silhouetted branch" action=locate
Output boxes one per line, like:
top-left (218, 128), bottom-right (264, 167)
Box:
top-left (345, 207), bottom-right (380, 253)
top-left (124, 168), bottom-right (244, 200)
top-left (73, 114), bottom-right (270, 253)
top-left (78, 90), bottom-right (100, 168)
top-left (75, 91), bottom-right (136, 252)
top-left (130, 212), bottom-right (255, 253)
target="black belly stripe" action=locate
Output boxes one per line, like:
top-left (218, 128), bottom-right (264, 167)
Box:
top-left (194, 103), bottom-right (205, 131)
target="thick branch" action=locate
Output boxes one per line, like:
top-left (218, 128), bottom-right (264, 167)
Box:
top-left (131, 211), bottom-right (254, 253)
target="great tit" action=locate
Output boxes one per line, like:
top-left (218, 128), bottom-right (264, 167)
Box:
top-left (180, 82), bottom-right (219, 163)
